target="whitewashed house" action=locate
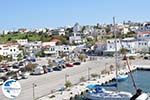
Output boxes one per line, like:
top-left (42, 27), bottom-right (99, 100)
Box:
top-left (43, 45), bottom-right (70, 56)
top-left (104, 39), bottom-right (122, 54)
top-left (103, 38), bottom-right (137, 55)
top-left (137, 31), bottom-right (150, 41)
top-left (136, 31), bottom-right (150, 53)
top-left (94, 41), bottom-right (107, 56)
top-left (121, 37), bottom-right (137, 54)
top-left (17, 39), bottom-right (28, 46)
top-left (69, 33), bottom-right (85, 44)
top-left (0, 43), bottom-right (21, 59)
top-left (25, 41), bottom-right (42, 56)
top-left (122, 25), bottom-right (130, 34)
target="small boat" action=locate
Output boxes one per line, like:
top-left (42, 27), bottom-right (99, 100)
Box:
top-left (84, 84), bottom-right (132, 100)
top-left (116, 74), bottom-right (128, 82)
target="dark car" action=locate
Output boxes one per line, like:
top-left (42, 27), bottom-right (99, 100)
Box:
top-left (73, 62), bottom-right (81, 65)
top-left (47, 67), bottom-right (53, 72)
top-left (65, 63), bottom-right (74, 67)
top-left (53, 67), bottom-right (62, 71)
top-left (12, 64), bottom-right (19, 69)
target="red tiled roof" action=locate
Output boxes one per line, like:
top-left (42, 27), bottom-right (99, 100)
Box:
top-left (51, 39), bottom-right (61, 43)
top-left (138, 31), bottom-right (150, 34)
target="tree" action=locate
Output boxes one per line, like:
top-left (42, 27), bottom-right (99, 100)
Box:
top-left (17, 53), bottom-right (23, 61)
top-left (120, 48), bottom-right (129, 55)
top-left (48, 59), bottom-right (54, 67)
top-left (78, 54), bottom-right (85, 62)
top-left (0, 55), bottom-right (3, 62)
top-left (35, 50), bottom-right (45, 57)
top-left (65, 81), bottom-right (72, 88)
top-left (25, 63), bottom-right (37, 72)
top-left (80, 76), bottom-right (86, 82)
top-left (7, 55), bottom-right (13, 61)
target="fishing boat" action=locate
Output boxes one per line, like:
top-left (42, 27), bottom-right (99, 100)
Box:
top-left (85, 84), bottom-right (132, 100)
top-left (84, 17), bottom-right (133, 100)
top-left (116, 74), bottom-right (128, 82)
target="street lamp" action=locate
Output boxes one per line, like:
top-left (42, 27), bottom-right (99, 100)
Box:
top-left (65, 74), bottom-right (69, 83)
top-left (32, 83), bottom-right (37, 100)
top-left (88, 67), bottom-right (91, 80)
top-left (105, 63), bottom-right (108, 72)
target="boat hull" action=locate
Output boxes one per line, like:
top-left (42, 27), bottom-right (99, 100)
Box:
top-left (84, 93), bottom-right (131, 100)
top-left (116, 74), bottom-right (128, 82)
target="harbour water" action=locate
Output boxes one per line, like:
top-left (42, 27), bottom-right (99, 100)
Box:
top-left (77, 70), bottom-right (150, 100)
top-left (118, 70), bottom-right (150, 94)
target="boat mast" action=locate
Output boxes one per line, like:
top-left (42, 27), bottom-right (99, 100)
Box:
top-left (113, 17), bottom-right (118, 90)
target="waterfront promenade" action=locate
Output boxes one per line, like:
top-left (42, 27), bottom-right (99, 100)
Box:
top-left (0, 57), bottom-right (150, 100)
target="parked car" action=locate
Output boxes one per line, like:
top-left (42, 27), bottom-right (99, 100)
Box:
top-left (0, 79), bottom-right (4, 85)
top-left (53, 67), bottom-right (62, 71)
top-left (11, 75), bottom-right (22, 80)
top-left (47, 67), bottom-right (53, 72)
top-left (0, 69), bottom-right (7, 77)
top-left (21, 72), bottom-right (30, 79)
top-left (65, 63), bottom-right (74, 67)
top-left (12, 63), bottom-right (20, 69)
top-left (73, 61), bottom-right (81, 65)
top-left (31, 66), bottom-right (44, 75)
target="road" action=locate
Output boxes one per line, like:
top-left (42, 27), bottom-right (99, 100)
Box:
top-left (0, 57), bottom-right (150, 100)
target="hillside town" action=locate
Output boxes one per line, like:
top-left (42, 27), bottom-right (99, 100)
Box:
top-left (1, 21), bottom-right (150, 100)
top-left (1, 21), bottom-right (150, 61)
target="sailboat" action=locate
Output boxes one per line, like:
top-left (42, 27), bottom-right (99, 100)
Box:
top-left (84, 17), bottom-right (133, 100)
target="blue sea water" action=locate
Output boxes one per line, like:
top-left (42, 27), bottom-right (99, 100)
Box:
top-left (118, 70), bottom-right (150, 94)
top-left (77, 70), bottom-right (150, 100)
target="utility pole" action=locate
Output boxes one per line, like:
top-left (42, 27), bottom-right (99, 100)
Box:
top-left (65, 74), bottom-right (69, 83)
top-left (32, 83), bottom-right (37, 100)
top-left (88, 67), bottom-right (91, 80)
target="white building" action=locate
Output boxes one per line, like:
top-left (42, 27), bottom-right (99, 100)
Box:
top-left (58, 29), bottom-right (65, 36)
top-left (105, 39), bottom-right (122, 52)
top-left (121, 38), bottom-right (137, 54)
top-left (25, 41), bottom-right (42, 55)
top-left (122, 25), bottom-right (130, 34)
top-left (73, 23), bottom-right (82, 33)
top-left (94, 41), bottom-right (107, 56)
top-left (135, 40), bottom-right (150, 53)
top-left (43, 45), bottom-right (70, 56)
top-left (137, 31), bottom-right (150, 41)
top-left (104, 38), bottom-right (138, 55)
top-left (17, 39), bottom-right (28, 46)
top-left (0, 43), bottom-right (21, 59)
top-left (69, 33), bottom-right (85, 44)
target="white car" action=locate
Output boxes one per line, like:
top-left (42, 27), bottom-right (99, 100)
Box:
top-left (31, 67), bottom-right (44, 75)
top-left (0, 79), bottom-right (4, 85)
top-left (22, 72), bottom-right (30, 79)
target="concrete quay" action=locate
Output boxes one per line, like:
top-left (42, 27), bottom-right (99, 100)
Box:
top-left (38, 65), bottom-right (136, 100)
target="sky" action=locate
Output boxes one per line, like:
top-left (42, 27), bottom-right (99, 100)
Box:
top-left (0, 0), bottom-right (150, 30)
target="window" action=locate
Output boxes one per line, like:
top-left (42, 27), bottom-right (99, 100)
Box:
top-left (10, 49), bottom-right (12, 52)
top-left (139, 43), bottom-right (141, 45)
top-left (145, 43), bottom-right (147, 45)
top-left (108, 41), bottom-right (110, 43)
top-left (110, 46), bottom-right (112, 48)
